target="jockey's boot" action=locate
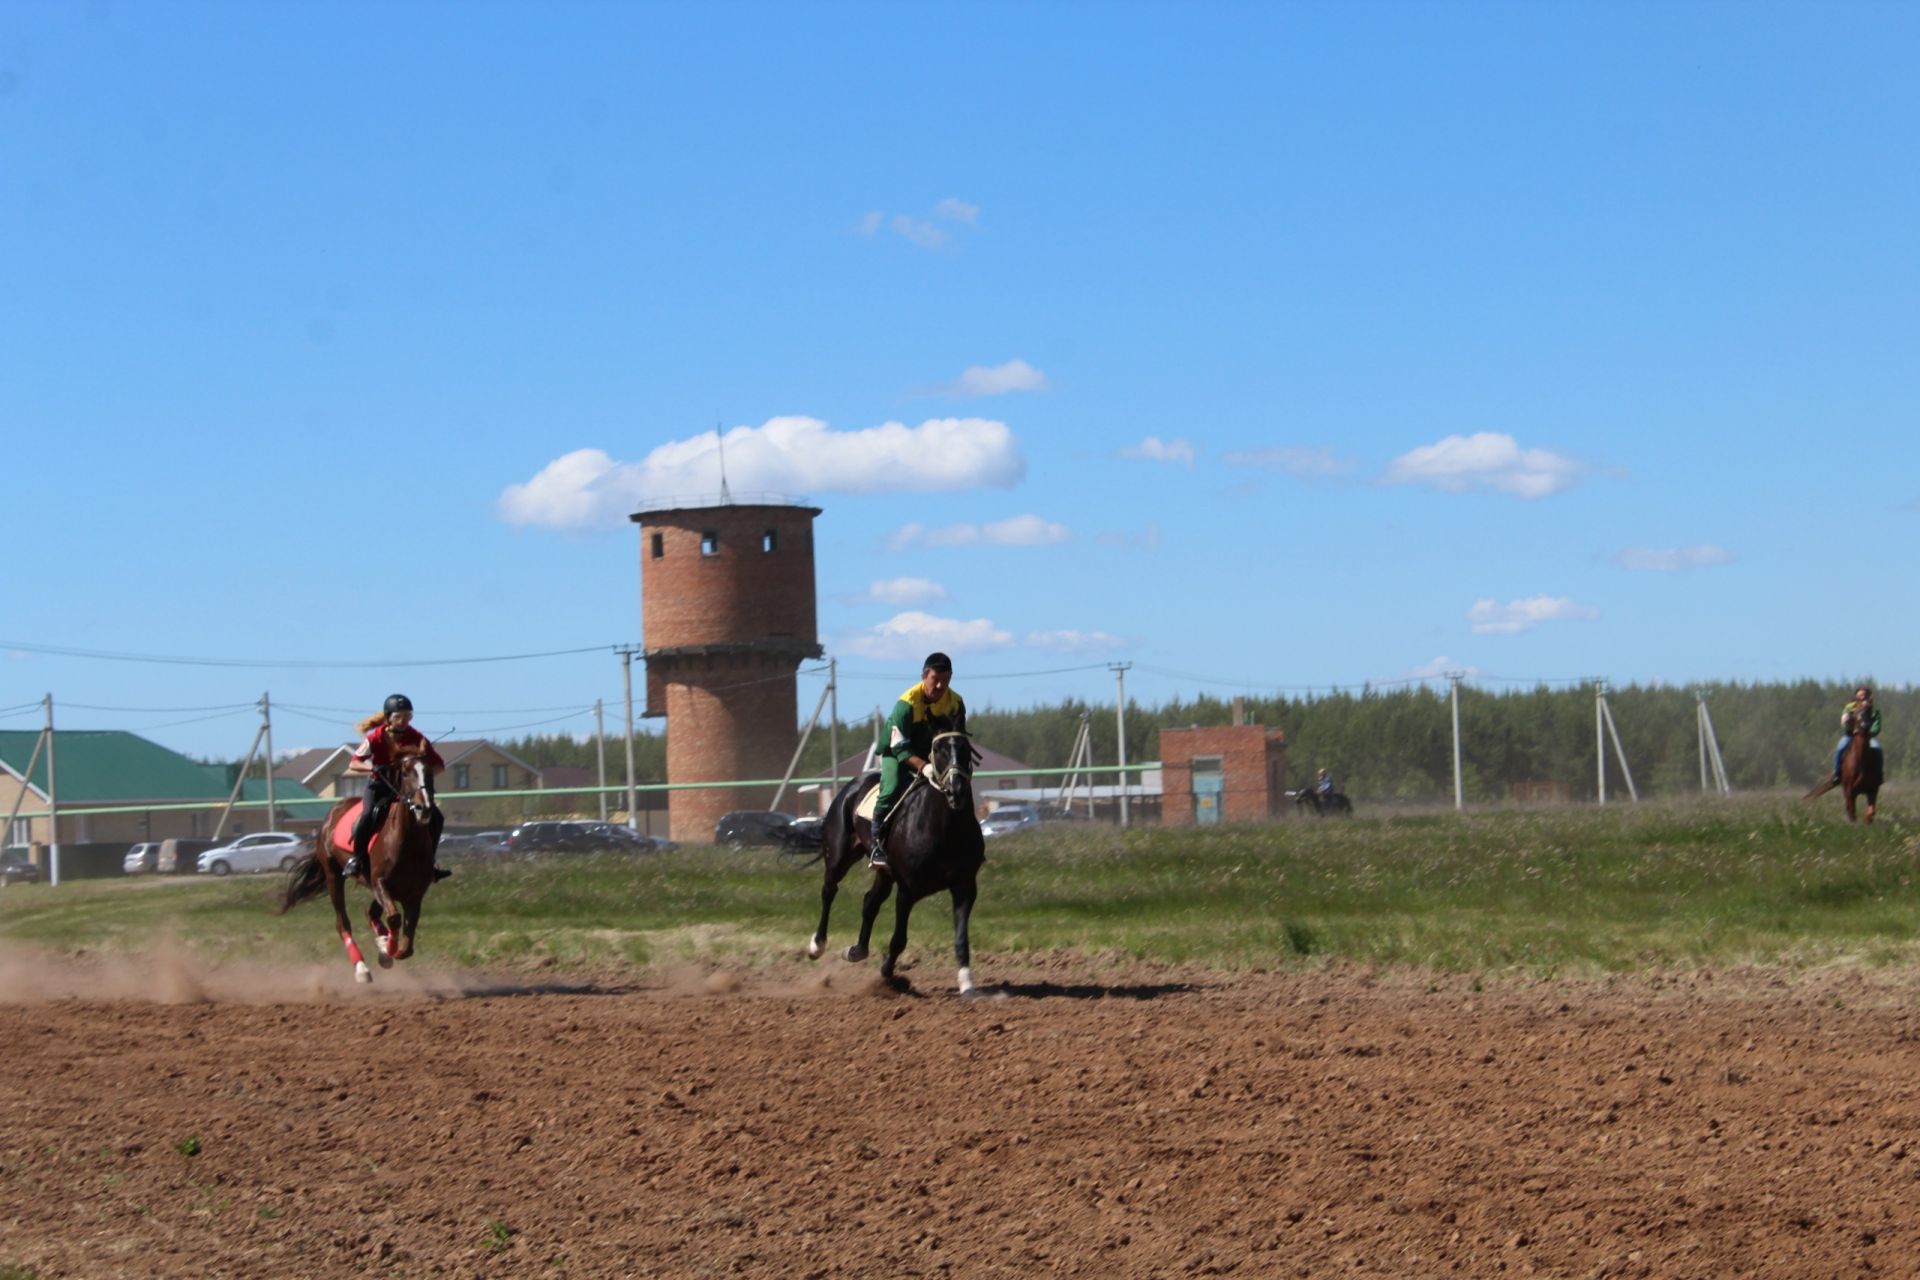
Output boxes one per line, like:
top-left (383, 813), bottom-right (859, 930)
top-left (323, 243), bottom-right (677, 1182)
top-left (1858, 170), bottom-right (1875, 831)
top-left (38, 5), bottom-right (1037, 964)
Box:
top-left (867, 827), bottom-right (889, 871)
top-left (432, 865), bottom-right (453, 883)
top-left (344, 831), bottom-right (371, 881)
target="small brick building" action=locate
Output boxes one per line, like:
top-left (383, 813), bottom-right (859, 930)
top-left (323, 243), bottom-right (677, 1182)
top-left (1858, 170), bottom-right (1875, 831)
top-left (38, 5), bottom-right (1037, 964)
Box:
top-left (631, 500), bottom-right (823, 843)
top-left (1159, 724), bottom-right (1288, 826)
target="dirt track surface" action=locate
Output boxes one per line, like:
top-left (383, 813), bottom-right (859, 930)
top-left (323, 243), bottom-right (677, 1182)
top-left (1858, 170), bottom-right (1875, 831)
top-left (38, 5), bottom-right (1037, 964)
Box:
top-left (3, 954), bottom-right (1919, 1278)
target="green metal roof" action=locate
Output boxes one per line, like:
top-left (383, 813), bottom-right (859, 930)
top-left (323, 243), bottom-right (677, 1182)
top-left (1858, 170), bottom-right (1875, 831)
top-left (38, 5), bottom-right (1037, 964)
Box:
top-left (0, 730), bottom-right (322, 809)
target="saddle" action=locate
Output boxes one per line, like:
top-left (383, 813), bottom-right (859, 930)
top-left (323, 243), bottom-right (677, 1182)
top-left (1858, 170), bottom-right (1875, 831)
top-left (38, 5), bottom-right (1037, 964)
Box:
top-left (330, 801), bottom-right (366, 851)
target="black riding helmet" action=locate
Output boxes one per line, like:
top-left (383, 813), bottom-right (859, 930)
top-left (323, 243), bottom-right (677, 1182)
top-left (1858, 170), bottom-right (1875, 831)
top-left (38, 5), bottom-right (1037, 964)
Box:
top-left (922, 652), bottom-right (953, 674)
top-left (383, 693), bottom-right (414, 715)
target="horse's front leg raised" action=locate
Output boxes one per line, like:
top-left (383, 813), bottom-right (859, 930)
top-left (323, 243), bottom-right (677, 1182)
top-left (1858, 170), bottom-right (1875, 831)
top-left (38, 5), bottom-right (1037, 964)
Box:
top-left (950, 878), bottom-right (978, 996)
top-left (330, 868), bottom-right (372, 984)
top-left (845, 875), bottom-right (894, 963)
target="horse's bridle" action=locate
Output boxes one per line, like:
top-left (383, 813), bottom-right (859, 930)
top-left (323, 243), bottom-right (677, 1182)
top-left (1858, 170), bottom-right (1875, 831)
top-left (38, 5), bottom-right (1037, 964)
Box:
top-left (377, 756), bottom-right (433, 821)
top-left (920, 731), bottom-right (973, 809)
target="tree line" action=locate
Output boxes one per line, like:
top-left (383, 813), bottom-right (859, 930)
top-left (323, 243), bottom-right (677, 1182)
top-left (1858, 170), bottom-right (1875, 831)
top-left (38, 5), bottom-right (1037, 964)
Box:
top-left (497, 680), bottom-right (1909, 805)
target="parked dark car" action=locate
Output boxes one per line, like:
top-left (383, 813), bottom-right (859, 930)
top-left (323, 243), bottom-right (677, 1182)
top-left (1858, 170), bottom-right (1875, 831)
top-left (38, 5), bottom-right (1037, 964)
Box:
top-left (504, 821), bottom-right (675, 857)
top-left (713, 810), bottom-right (818, 851)
top-left (504, 821), bottom-right (601, 856)
top-left (0, 852), bottom-right (43, 886)
top-left (437, 830), bottom-right (513, 861)
top-left (579, 822), bottom-right (678, 853)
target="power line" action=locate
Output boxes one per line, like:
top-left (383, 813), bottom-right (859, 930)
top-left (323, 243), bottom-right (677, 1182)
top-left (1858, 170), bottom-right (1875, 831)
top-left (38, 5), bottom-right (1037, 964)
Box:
top-left (0, 638), bottom-right (619, 669)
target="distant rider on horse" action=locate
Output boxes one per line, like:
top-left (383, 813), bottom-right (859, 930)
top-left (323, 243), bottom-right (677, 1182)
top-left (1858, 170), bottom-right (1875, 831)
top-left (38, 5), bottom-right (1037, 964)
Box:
top-left (343, 694), bottom-right (452, 883)
top-left (1315, 768), bottom-right (1337, 802)
top-left (1830, 685), bottom-right (1883, 785)
top-left (869, 652), bottom-right (967, 872)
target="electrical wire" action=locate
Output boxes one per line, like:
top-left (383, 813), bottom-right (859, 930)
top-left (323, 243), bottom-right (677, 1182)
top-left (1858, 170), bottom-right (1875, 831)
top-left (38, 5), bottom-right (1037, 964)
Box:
top-left (0, 639), bottom-right (619, 669)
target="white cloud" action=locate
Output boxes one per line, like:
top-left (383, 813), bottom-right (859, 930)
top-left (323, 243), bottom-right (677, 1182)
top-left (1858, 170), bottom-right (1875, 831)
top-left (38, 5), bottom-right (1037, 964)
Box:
top-left (860, 577), bottom-right (950, 607)
top-left (1406, 656), bottom-right (1481, 679)
top-left (1025, 629), bottom-right (1126, 654)
top-left (499, 416), bottom-right (1025, 531)
top-left (839, 611), bottom-right (1014, 660)
top-left (1467, 595), bottom-right (1601, 636)
top-left (1384, 432), bottom-right (1586, 499)
top-left (887, 514), bottom-right (1070, 551)
top-left (1614, 544), bottom-right (1735, 571)
top-left (936, 359), bottom-right (1050, 398)
top-left (860, 199), bottom-right (983, 251)
top-left (890, 213), bottom-right (948, 249)
top-left (1222, 445), bottom-right (1352, 478)
top-left (1117, 436), bottom-right (1195, 467)
top-left (1094, 523), bottom-right (1162, 551)
top-left (933, 197), bottom-right (980, 225)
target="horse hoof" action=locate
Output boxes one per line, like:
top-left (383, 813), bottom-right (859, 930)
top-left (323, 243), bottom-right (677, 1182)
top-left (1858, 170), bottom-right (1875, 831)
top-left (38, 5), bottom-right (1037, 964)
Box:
top-left (353, 964), bottom-right (372, 984)
top-left (806, 938), bottom-right (823, 959)
top-left (844, 944), bottom-right (868, 963)
top-left (956, 967), bottom-right (975, 996)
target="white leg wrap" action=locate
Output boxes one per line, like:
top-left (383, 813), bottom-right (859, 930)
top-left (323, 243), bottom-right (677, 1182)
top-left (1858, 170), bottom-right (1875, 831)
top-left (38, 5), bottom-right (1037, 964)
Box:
top-left (957, 966), bottom-right (975, 994)
top-left (354, 961), bottom-right (372, 984)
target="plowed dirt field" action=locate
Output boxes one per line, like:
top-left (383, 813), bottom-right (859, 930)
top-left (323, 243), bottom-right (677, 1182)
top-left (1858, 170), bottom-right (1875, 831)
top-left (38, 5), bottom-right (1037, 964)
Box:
top-left (3, 951), bottom-right (1918, 1278)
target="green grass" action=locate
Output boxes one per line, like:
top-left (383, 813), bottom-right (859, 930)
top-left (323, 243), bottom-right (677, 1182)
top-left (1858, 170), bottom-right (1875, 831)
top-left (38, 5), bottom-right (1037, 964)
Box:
top-left (3, 795), bottom-right (1916, 976)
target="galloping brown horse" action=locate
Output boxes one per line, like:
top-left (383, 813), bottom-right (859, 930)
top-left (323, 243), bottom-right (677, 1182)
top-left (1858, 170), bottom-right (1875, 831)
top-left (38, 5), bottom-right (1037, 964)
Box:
top-left (280, 750), bottom-right (442, 982)
top-left (1803, 712), bottom-right (1883, 824)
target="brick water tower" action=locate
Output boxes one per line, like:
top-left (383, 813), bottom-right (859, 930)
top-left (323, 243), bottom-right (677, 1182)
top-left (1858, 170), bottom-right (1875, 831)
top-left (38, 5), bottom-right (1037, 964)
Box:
top-left (630, 500), bottom-right (823, 843)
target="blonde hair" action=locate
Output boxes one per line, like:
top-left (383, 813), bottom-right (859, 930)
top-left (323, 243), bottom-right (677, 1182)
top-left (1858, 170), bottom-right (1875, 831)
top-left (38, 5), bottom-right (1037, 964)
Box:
top-left (355, 710), bottom-right (388, 734)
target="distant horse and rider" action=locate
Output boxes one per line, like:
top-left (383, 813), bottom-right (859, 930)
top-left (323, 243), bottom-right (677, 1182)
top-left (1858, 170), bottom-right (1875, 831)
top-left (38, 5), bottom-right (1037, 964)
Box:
top-left (1803, 684), bottom-right (1884, 824)
top-left (804, 728), bottom-right (985, 994)
top-left (1296, 767), bottom-right (1353, 817)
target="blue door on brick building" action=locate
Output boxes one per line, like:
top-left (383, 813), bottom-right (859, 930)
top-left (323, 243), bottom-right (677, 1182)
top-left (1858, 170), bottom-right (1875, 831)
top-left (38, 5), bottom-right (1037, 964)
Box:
top-left (1192, 757), bottom-right (1224, 825)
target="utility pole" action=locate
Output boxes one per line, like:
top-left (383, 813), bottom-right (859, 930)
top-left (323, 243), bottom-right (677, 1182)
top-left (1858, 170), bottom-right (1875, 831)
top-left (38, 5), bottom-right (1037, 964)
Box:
top-left (45, 694), bottom-right (59, 887)
top-left (619, 646), bottom-right (639, 830)
top-left (1593, 679), bottom-right (1638, 804)
top-left (1696, 691), bottom-right (1731, 796)
top-left (1595, 679), bottom-right (1607, 805)
top-left (1448, 672), bottom-right (1465, 812)
top-left (1111, 662), bottom-right (1133, 828)
top-left (828, 658), bottom-right (841, 800)
top-left (594, 699), bottom-right (608, 821)
top-left (261, 692), bottom-right (277, 831)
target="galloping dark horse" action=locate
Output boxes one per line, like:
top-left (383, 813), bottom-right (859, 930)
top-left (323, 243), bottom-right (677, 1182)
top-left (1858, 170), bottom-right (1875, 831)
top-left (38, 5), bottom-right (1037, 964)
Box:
top-left (1296, 788), bottom-right (1354, 817)
top-left (280, 750), bottom-right (442, 983)
top-left (805, 730), bottom-right (985, 994)
top-left (1804, 713), bottom-right (1883, 824)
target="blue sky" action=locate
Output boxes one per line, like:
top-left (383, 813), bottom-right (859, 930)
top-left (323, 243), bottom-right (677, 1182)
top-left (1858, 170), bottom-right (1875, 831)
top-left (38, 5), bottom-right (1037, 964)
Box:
top-left (3, 1), bottom-right (1915, 761)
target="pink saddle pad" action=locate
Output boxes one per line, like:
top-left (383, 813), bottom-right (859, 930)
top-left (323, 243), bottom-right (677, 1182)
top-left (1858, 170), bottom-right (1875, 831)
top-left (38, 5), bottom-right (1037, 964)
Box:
top-left (331, 801), bottom-right (364, 852)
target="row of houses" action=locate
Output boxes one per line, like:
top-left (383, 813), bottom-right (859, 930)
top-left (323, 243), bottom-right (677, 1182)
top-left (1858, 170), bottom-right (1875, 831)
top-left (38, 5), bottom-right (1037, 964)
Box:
top-left (0, 730), bottom-right (548, 853)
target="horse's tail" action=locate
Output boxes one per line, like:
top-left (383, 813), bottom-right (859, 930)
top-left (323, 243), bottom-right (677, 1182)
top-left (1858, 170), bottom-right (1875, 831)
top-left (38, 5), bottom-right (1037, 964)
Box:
top-left (1801, 777), bottom-right (1839, 802)
top-left (277, 851), bottom-right (328, 914)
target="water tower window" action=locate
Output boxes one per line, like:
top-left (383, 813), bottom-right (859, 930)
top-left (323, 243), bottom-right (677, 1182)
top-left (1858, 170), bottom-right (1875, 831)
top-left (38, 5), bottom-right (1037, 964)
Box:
top-left (761, 529), bottom-right (777, 553)
top-left (650, 532), bottom-right (664, 559)
top-left (700, 531), bottom-right (719, 556)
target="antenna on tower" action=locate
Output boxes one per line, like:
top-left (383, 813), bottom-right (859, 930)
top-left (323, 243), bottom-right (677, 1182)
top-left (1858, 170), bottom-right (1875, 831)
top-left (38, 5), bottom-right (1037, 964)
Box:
top-left (715, 421), bottom-right (733, 504)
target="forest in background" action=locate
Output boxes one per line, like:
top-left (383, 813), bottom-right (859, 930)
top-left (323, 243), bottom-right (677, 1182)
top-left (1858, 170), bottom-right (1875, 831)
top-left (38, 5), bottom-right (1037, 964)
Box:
top-left (498, 680), bottom-right (1912, 806)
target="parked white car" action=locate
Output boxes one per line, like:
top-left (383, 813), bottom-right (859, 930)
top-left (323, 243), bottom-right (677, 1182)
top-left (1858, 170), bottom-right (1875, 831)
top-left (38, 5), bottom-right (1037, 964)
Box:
top-left (197, 832), bottom-right (308, 876)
